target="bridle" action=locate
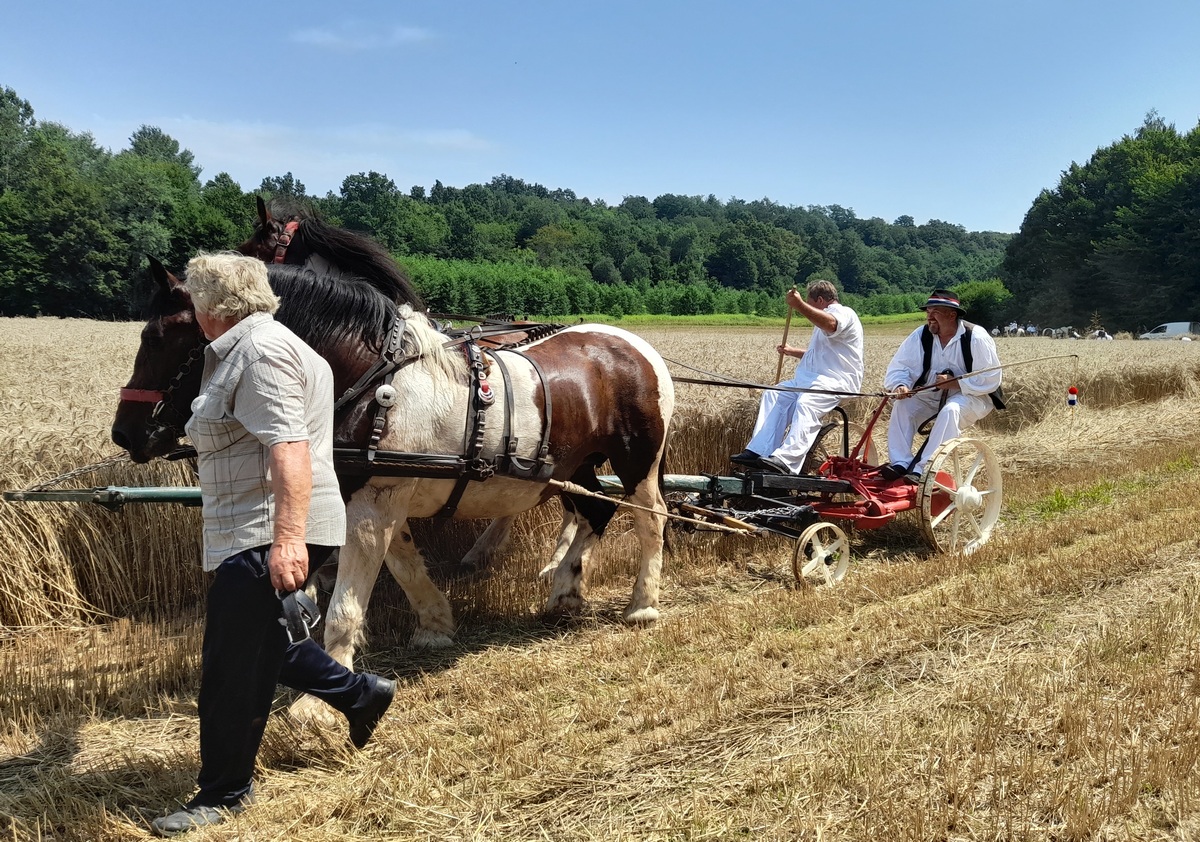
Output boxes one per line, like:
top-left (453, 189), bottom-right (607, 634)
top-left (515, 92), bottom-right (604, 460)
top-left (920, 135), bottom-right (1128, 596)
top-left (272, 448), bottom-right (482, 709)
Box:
top-left (267, 219), bottom-right (300, 263)
top-left (119, 341), bottom-right (207, 448)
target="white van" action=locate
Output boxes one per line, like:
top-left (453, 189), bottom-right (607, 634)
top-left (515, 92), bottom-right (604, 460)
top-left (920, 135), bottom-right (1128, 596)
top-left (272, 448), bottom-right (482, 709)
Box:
top-left (1139, 322), bottom-right (1200, 340)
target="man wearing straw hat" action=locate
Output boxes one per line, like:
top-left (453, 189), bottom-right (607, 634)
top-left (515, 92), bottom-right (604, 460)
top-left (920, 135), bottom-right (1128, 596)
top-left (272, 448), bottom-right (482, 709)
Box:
top-left (730, 279), bottom-right (863, 475)
top-left (880, 289), bottom-right (1004, 484)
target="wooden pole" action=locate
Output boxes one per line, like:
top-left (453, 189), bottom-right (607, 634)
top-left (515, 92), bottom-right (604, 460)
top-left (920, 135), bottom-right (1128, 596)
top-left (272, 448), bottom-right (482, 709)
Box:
top-left (774, 287), bottom-right (797, 383)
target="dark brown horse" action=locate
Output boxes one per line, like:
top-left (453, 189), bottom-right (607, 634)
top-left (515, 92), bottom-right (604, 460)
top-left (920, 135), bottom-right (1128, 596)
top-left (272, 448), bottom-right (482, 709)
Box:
top-left (235, 196), bottom-right (562, 567)
top-left (236, 196), bottom-right (551, 349)
top-left (111, 260), bottom-right (675, 705)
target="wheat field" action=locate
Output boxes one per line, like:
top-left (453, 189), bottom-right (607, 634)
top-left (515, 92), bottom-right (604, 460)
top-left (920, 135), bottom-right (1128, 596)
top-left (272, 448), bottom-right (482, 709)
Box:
top-left (4, 317), bottom-right (1200, 840)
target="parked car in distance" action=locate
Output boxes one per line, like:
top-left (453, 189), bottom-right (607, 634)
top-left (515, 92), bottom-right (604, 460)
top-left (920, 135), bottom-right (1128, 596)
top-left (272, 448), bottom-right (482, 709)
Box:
top-left (1138, 322), bottom-right (1200, 340)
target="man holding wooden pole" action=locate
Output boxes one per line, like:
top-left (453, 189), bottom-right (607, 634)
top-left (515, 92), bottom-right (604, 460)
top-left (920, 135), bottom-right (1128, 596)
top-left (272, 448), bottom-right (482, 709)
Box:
top-left (730, 279), bottom-right (863, 475)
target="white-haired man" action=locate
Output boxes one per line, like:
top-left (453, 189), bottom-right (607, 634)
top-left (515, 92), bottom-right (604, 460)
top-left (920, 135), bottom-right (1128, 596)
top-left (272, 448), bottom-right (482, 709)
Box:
top-left (151, 252), bottom-right (394, 837)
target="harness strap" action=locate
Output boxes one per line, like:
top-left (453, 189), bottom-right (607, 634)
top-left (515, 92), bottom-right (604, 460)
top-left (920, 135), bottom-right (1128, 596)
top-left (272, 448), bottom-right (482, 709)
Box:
top-left (335, 313), bottom-right (408, 413)
top-left (519, 351), bottom-right (554, 475)
top-left (437, 342), bottom-right (495, 519)
top-left (914, 322), bottom-right (1005, 410)
top-left (490, 350), bottom-right (518, 462)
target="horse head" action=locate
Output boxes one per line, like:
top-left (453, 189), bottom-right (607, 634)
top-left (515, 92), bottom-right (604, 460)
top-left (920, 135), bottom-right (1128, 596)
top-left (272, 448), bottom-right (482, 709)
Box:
top-left (236, 195), bottom-right (301, 265)
top-left (111, 257), bottom-right (206, 463)
top-left (236, 196), bottom-right (425, 312)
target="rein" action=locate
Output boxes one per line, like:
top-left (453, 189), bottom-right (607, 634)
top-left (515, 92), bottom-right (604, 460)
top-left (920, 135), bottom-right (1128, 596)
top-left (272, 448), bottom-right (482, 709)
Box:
top-left (664, 353), bottom-right (1081, 398)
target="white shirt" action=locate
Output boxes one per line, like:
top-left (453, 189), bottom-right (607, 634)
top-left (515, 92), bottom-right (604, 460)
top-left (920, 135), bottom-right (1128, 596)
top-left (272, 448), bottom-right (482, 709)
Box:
top-left (884, 319), bottom-right (1002, 399)
top-left (790, 301), bottom-right (864, 392)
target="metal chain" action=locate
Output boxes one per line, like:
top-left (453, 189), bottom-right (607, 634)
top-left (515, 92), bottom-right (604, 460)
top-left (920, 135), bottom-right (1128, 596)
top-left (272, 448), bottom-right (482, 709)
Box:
top-left (151, 343), bottom-right (205, 425)
top-left (25, 451), bottom-right (131, 492)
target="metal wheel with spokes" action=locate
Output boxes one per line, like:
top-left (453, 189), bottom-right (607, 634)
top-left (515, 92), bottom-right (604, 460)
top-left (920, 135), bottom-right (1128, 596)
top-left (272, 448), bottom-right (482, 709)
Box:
top-left (919, 437), bottom-right (1002, 555)
top-left (791, 521), bottom-right (851, 586)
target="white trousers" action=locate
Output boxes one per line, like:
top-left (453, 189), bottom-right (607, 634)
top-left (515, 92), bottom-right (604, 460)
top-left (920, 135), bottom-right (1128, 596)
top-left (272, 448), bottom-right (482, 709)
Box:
top-left (886, 390), bottom-right (992, 475)
top-left (746, 383), bottom-right (843, 474)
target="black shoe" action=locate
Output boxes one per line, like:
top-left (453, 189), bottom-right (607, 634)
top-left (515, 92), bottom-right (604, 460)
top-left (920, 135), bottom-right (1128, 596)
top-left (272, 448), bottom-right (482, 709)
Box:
top-left (348, 673), bottom-right (395, 749)
top-left (151, 789), bottom-right (254, 838)
top-left (756, 455), bottom-right (793, 475)
top-left (730, 449), bottom-right (761, 466)
top-left (902, 471), bottom-right (922, 485)
top-left (878, 463), bottom-right (908, 481)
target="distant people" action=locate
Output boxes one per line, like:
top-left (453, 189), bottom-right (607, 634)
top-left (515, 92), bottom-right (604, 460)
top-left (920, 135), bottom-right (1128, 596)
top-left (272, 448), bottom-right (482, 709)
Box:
top-left (879, 290), bottom-right (1004, 484)
top-left (1090, 328), bottom-right (1113, 340)
top-left (1026, 324), bottom-right (1037, 337)
top-left (730, 280), bottom-right (863, 475)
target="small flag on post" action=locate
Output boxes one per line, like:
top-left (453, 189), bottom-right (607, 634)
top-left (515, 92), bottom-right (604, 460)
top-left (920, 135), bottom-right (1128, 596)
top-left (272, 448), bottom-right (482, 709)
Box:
top-left (1067, 386), bottom-right (1078, 407)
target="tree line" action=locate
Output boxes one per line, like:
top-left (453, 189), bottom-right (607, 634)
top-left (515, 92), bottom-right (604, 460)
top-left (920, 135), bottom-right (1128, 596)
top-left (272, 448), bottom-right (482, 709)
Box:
top-left (0, 85), bottom-right (1012, 322)
top-left (1003, 111), bottom-right (1200, 332)
top-left (3, 83), bottom-right (1195, 330)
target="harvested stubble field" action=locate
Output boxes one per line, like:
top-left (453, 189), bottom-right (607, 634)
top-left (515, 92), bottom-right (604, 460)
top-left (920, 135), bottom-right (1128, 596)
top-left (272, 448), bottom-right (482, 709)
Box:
top-left (4, 317), bottom-right (1200, 841)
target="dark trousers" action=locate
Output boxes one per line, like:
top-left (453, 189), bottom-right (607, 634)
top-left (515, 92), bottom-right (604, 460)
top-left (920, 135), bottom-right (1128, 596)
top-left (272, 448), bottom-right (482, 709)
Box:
top-left (193, 545), bottom-right (368, 808)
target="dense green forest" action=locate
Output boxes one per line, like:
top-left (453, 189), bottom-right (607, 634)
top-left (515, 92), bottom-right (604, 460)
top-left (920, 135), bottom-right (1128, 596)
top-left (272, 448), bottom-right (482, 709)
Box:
top-left (1, 84), bottom-right (1196, 330)
top-left (1003, 112), bottom-right (1200, 332)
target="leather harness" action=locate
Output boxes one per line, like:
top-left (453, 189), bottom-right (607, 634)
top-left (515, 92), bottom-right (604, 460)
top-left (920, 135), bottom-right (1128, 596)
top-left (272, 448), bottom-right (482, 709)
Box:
top-left (326, 310), bottom-right (561, 518)
top-left (125, 311), bottom-right (565, 520)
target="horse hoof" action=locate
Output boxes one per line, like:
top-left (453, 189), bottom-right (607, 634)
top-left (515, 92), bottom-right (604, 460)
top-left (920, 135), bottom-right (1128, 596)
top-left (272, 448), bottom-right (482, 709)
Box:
top-left (288, 693), bottom-right (340, 727)
top-left (622, 605), bottom-right (660, 626)
top-left (409, 628), bottom-right (455, 649)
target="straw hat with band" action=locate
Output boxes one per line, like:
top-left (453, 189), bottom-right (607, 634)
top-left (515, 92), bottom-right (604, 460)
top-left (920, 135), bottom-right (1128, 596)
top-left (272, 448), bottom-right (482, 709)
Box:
top-left (919, 290), bottom-right (965, 313)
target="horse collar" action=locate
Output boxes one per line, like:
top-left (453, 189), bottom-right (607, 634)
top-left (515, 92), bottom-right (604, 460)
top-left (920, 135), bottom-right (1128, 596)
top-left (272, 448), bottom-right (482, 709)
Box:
top-left (273, 220), bottom-right (300, 264)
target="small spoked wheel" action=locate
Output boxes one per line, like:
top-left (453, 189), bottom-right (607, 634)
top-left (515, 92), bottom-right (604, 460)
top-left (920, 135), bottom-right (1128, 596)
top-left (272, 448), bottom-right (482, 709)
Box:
top-left (919, 437), bottom-right (1003, 555)
top-left (791, 522), bottom-right (851, 587)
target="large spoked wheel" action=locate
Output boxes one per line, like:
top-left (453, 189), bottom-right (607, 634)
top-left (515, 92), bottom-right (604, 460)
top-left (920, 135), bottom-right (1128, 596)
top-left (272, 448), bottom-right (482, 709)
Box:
top-left (791, 522), bottom-right (851, 586)
top-left (919, 437), bottom-right (1002, 555)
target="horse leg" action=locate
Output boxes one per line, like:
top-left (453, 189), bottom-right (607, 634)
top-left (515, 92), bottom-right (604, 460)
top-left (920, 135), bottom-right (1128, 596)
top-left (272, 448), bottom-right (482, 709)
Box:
top-left (457, 515), bottom-right (516, 576)
top-left (382, 524), bottom-right (456, 649)
top-left (622, 471), bottom-right (667, 626)
top-left (545, 484), bottom-right (616, 616)
top-left (289, 490), bottom-right (396, 724)
top-left (538, 502), bottom-right (579, 581)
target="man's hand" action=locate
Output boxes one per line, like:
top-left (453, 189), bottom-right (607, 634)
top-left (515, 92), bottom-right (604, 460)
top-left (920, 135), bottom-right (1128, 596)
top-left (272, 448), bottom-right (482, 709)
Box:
top-left (934, 372), bottom-right (961, 393)
top-left (777, 344), bottom-right (805, 359)
top-left (269, 539), bottom-right (309, 592)
top-left (785, 288), bottom-right (805, 310)
top-left (891, 384), bottom-right (912, 399)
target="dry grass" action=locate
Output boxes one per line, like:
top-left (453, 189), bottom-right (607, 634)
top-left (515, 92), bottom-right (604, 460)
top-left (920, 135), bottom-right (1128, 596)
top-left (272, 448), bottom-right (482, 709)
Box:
top-left (5, 317), bottom-right (1200, 840)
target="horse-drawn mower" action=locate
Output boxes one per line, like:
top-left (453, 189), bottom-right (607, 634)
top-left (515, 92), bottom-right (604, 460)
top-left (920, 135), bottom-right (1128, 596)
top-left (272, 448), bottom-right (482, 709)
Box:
top-left (6, 394), bottom-right (1004, 590)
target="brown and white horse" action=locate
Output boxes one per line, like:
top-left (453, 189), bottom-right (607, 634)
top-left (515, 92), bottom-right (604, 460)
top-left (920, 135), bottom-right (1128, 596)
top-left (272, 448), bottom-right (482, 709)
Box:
top-left (111, 261), bottom-right (674, 681)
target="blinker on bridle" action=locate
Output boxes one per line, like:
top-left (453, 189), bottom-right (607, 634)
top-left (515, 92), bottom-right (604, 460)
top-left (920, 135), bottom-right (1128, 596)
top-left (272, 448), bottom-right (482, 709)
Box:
top-left (119, 341), bottom-right (206, 444)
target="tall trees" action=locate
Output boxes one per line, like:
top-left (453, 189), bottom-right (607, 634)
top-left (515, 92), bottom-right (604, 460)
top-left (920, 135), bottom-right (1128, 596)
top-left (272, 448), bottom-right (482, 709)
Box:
top-left (1, 85), bottom-right (1028, 319)
top-left (1004, 112), bottom-right (1200, 329)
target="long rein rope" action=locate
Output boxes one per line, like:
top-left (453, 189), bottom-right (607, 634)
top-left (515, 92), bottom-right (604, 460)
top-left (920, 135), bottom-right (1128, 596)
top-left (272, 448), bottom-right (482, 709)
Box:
top-left (663, 352), bottom-right (1081, 398)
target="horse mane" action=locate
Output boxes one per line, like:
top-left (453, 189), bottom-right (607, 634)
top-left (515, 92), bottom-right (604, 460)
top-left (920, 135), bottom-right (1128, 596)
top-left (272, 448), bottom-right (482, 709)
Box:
top-left (398, 305), bottom-right (464, 384)
top-left (266, 265), bottom-right (465, 384)
top-left (268, 264), bottom-right (393, 357)
top-left (263, 199), bottom-right (426, 312)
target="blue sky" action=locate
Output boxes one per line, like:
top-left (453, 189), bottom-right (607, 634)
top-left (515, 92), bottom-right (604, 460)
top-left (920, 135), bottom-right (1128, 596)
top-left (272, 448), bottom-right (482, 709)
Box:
top-left (5, 0), bottom-right (1199, 233)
